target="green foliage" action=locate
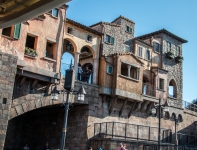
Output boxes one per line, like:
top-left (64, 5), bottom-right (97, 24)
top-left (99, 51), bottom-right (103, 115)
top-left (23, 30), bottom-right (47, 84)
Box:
top-left (25, 47), bottom-right (38, 56)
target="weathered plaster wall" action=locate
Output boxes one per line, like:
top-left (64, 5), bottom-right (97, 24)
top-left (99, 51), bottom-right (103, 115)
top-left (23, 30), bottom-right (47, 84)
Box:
top-left (0, 7), bottom-right (66, 73)
top-left (0, 52), bottom-right (17, 150)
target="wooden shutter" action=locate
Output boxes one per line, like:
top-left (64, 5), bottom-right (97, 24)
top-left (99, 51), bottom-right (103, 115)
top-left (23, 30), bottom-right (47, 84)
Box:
top-left (130, 27), bottom-right (132, 33)
top-left (111, 37), bottom-right (114, 44)
top-left (13, 23), bottom-right (21, 39)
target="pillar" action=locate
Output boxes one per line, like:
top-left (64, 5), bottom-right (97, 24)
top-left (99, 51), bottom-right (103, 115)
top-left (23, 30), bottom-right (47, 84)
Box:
top-left (73, 52), bottom-right (80, 80)
top-left (127, 65), bottom-right (131, 78)
top-left (92, 58), bottom-right (99, 84)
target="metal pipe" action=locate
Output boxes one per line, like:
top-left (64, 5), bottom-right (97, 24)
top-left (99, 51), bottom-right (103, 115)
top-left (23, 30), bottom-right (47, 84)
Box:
top-left (61, 90), bottom-right (70, 150)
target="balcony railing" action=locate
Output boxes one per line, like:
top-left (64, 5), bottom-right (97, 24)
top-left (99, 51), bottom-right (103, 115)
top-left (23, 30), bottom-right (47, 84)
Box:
top-left (94, 122), bottom-right (172, 143)
top-left (182, 100), bottom-right (197, 112)
top-left (142, 83), bottom-right (156, 97)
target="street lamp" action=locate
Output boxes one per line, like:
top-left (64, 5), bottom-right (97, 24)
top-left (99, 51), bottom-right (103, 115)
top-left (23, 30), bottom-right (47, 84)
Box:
top-left (51, 68), bottom-right (86, 150)
top-left (174, 118), bottom-right (180, 149)
top-left (151, 97), bottom-right (169, 150)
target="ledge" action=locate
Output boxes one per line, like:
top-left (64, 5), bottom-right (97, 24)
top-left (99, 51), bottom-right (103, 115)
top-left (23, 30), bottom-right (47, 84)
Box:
top-left (66, 33), bottom-right (74, 37)
top-left (43, 57), bottom-right (56, 62)
top-left (86, 40), bottom-right (93, 44)
top-left (1, 35), bottom-right (16, 40)
top-left (24, 54), bottom-right (37, 59)
top-left (142, 94), bottom-right (159, 103)
top-left (119, 75), bottom-right (139, 82)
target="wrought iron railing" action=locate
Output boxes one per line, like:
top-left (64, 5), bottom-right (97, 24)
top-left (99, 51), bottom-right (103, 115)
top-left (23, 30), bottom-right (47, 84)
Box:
top-left (182, 100), bottom-right (197, 112)
top-left (143, 144), bottom-right (197, 150)
top-left (142, 83), bottom-right (156, 97)
top-left (94, 122), bottom-right (172, 143)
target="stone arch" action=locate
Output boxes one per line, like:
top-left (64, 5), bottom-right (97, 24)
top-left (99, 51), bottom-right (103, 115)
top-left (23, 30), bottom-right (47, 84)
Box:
top-left (63, 38), bottom-right (77, 54)
top-left (171, 112), bottom-right (176, 121)
top-left (168, 79), bottom-right (178, 98)
top-left (178, 114), bottom-right (183, 122)
top-left (143, 74), bottom-right (150, 83)
top-left (164, 111), bottom-right (170, 119)
top-left (80, 45), bottom-right (96, 59)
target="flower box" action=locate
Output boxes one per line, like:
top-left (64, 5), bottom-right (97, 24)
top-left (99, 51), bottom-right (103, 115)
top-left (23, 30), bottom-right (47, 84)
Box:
top-left (166, 51), bottom-right (174, 59)
top-left (25, 47), bottom-right (38, 57)
top-left (175, 56), bottom-right (183, 62)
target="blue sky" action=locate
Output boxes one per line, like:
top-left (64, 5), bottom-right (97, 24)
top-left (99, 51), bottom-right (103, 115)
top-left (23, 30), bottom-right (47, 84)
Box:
top-left (65, 0), bottom-right (197, 102)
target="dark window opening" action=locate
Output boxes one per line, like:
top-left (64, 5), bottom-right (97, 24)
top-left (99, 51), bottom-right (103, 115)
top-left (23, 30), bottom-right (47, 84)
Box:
top-left (87, 35), bottom-right (92, 42)
top-left (168, 80), bottom-right (177, 98)
top-left (67, 27), bottom-right (73, 34)
top-left (2, 27), bottom-right (12, 37)
top-left (146, 50), bottom-right (150, 60)
top-left (130, 66), bottom-right (139, 80)
top-left (26, 35), bottom-right (35, 49)
top-left (126, 26), bottom-right (132, 33)
top-left (159, 78), bottom-right (164, 90)
top-left (105, 35), bottom-right (114, 44)
top-left (3, 98), bottom-right (7, 104)
top-left (45, 41), bottom-right (55, 59)
top-left (121, 63), bottom-right (128, 76)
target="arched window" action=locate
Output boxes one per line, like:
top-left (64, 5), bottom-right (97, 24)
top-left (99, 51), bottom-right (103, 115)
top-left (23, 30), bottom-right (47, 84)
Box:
top-left (168, 79), bottom-right (177, 98)
top-left (171, 113), bottom-right (176, 121)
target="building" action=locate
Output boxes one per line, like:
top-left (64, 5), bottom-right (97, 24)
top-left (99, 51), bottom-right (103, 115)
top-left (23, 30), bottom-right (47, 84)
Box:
top-left (0, 9), bottom-right (197, 150)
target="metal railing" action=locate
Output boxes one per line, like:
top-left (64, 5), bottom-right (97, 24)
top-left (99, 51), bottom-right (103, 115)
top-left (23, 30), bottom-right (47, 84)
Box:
top-left (182, 100), bottom-right (197, 112)
top-left (94, 122), bottom-right (172, 143)
top-left (142, 83), bottom-right (156, 97)
top-left (143, 144), bottom-right (197, 150)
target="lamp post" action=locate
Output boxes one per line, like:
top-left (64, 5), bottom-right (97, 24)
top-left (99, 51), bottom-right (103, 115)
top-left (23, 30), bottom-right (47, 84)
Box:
top-left (174, 118), bottom-right (179, 150)
top-left (151, 97), bottom-right (169, 150)
top-left (51, 68), bottom-right (86, 150)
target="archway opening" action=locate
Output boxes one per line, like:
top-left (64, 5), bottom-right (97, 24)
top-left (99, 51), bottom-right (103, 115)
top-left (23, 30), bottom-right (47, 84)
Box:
top-left (168, 80), bottom-right (177, 98)
top-left (77, 46), bottom-right (94, 83)
top-left (61, 39), bottom-right (75, 77)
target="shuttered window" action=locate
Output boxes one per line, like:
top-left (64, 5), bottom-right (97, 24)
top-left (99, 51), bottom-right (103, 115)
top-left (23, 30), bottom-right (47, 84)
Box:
top-left (126, 26), bottom-right (132, 33)
top-left (146, 50), bottom-right (150, 60)
top-left (105, 35), bottom-right (114, 44)
top-left (138, 47), bottom-right (143, 57)
top-left (13, 23), bottom-right (21, 39)
top-left (159, 78), bottom-right (164, 90)
top-left (153, 42), bottom-right (160, 53)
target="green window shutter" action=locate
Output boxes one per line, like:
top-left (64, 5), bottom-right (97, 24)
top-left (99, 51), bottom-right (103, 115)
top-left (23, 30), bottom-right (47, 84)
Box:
top-left (130, 27), bottom-right (132, 33)
top-left (13, 23), bottom-right (21, 39)
top-left (111, 37), bottom-right (114, 44)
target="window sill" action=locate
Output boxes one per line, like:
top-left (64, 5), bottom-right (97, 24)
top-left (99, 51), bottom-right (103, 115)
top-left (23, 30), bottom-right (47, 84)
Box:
top-left (125, 31), bottom-right (132, 34)
top-left (1, 35), bottom-right (17, 40)
top-left (66, 33), bottom-right (74, 37)
top-left (168, 96), bottom-right (177, 100)
top-left (144, 58), bottom-right (151, 62)
top-left (119, 75), bottom-right (139, 82)
top-left (24, 54), bottom-right (37, 59)
top-left (137, 56), bottom-right (143, 59)
top-left (104, 42), bottom-right (113, 45)
top-left (43, 57), bottom-right (56, 62)
top-left (86, 40), bottom-right (92, 44)
top-left (157, 89), bottom-right (165, 92)
top-left (106, 72), bottom-right (113, 75)
top-left (153, 50), bottom-right (160, 55)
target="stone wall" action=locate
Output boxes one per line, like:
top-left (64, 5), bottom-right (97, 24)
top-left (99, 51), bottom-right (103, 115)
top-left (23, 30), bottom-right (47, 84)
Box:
top-left (0, 51), bottom-right (17, 149)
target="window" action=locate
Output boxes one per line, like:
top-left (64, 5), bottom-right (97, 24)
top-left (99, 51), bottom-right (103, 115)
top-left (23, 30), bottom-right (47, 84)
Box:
top-left (153, 42), bottom-right (160, 53)
top-left (121, 62), bottom-right (139, 80)
top-left (159, 78), bottom-right (164, 90)
top-left (48, 8), bottom-right (59, 18)
top-left (176, 46), bottom-right (181, 56)
top-left (125, 45), bottom-right (130, 52)
top-left (45, 41), bottom-right (56, 59)
top-left (87, 35), bottom-right (92, 42)
top-left (107, 65), bottom-right (113, 74)
top-left (138, 46), bottom-right (143, 57)
top-left (166, 41), bottom-right (171, 51)
top-left (26, 35), bottom-right (36, 49)
top-left (105, 35), bottom-right (114, 44)
top-left (2, 23), bottom-right (21, 39)
top-left (52, 8), bottom-right (59, 17)
top-left (168, 80), bottom-right (177, 98)
top-left (67, 27), bottom-right (73, 34)
top-left (145, 50), bottom-right (150, 60)
top-left (126, 26), bottom-right (132, 33)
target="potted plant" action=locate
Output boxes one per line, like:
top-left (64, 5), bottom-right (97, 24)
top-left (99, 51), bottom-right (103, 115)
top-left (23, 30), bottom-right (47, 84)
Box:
top-left (25, 47), bottom-right (38, 57)
top-left (175, 55), bottom-right (184, 62)
top-left (166, 51), bottom-right (174, 59)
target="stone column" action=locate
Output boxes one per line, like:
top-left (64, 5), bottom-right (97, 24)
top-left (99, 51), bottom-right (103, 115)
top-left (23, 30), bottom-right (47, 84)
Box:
top-left (0, 52), bottom-right (18, 149)
top-left (127, 65), bottom-right (131, 77)
top-left (136, 68), bottom-right (139, 80)
top-left (92, 58), bottom-right (99, 84)
top-left (73, 52), bottom-right (80, 80)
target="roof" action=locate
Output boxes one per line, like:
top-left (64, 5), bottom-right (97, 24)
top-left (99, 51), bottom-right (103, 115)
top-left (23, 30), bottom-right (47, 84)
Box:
top-left (134, 38), bottom-right (152, 48)
top-left (137, 29), bottom-right (188, 43)
top-left (66, 18), bottom-right (103, 36)
top-left (102, 52), bottom-right (144, 65)
top-left (90, 21), bottom-right (120, 27)
top-left (111, 15), bottom-right (135, 24)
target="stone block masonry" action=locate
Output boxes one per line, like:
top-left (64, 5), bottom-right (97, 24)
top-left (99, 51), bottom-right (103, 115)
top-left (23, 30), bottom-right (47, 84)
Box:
top-left (0, 51), bottom-right (17, 150)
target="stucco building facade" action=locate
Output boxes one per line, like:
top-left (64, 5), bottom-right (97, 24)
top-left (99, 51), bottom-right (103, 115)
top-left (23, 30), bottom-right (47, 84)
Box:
top-left (0, 6), bottom-right (196, 150)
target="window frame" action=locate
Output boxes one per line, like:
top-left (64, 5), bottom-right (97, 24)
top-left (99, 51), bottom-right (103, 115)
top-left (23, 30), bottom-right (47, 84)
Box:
top-left (145, 49), bottom-right (151, 61)
top-left (44, 40), bottom-right (56, 59)
top-left (153, 42), bottom-right (160, 53)
top-left (1, 23), bottom-right (21, 40)
top-left (87, 34), bottom-right (93, 42)
top-left (166, 40), bottom-right (172, 52)
top-left (124, 45), bottom-right (130, 53)
top-left (158, 78), bottom-right (165, 90)
top-left (67, 27), bottom-right (74, 35)
top-left (137, 46), bottom-right (143, 58)
top-left (106, 65), bottom-right (113, 74)
top-left (52, 8), bottom-right (59, 18)
top-left (125, 25), bottom-right (132, 33)
top-left (25, 34), bottom-right (38, 50)
top-left (176, 45), bottom-right (181, 56)
top-left (105, 34), bottom-right (114, 45)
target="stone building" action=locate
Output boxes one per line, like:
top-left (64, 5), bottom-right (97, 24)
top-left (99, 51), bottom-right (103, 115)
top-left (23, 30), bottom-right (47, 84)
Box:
top-left (0, 9), bottom-right (197, 150)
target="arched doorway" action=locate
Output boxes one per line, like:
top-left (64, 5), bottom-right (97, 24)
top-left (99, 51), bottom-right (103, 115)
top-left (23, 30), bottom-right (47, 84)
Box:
top-left (168, 79), bottom-right (177, 98)
top-left (77, 46), bottom-right (94, 84)
top-left (61, 39), bottom-right (75, 77)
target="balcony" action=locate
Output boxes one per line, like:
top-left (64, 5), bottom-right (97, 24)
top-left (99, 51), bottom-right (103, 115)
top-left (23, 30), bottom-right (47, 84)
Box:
top-left (142, 83), bottom-right (156, 97)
